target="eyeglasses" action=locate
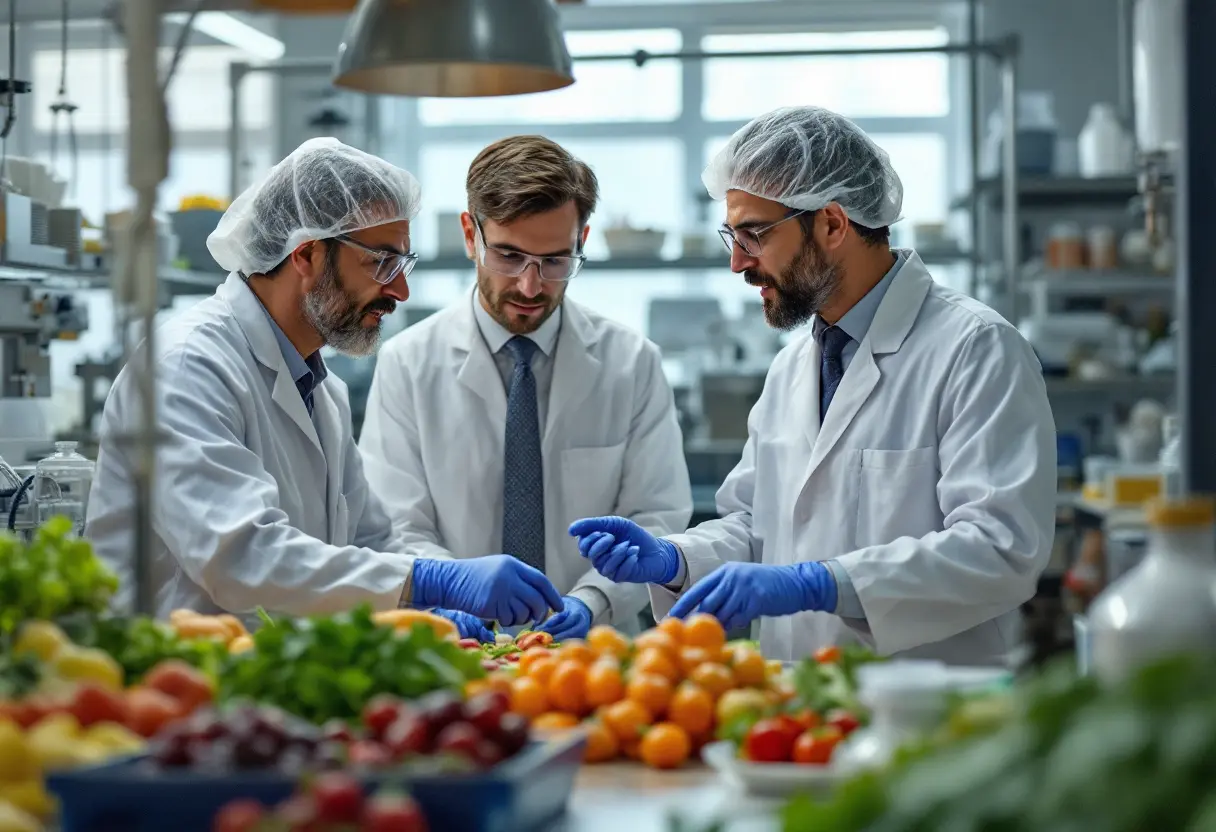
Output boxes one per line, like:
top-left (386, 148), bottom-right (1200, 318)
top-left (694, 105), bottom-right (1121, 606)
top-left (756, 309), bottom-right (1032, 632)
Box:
top-left (717, 209), bottom-right (809, 257)
top-left (474, 218), bottom-right (586, 283)
top-left (331, 234), bottom-right (419, 285)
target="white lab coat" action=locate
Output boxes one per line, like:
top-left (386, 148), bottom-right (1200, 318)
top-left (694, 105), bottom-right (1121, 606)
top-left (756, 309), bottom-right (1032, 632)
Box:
top-left (85, 273), bottom-right (414, 619)
top-left (651, 252), bottom-right (1057, 665)
top-left (359, 293), bottom-right (693, 630)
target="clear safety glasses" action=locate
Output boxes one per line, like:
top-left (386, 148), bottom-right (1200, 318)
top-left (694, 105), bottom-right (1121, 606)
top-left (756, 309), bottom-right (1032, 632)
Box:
top-left (717, 209), bottom-right (809, 257)
top-left (331, 234), bottom-right (419, 285)
top-left (474, 218), bottom-right (587, 283)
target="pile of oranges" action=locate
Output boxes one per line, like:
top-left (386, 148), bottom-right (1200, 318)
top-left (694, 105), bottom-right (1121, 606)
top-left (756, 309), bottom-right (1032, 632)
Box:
top-left (465, 614), bottom-right (790, 769)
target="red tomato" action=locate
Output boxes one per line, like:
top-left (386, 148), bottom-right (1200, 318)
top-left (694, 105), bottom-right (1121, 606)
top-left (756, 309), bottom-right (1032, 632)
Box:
top-left (362, 695), bottom-right (404, 740)
top-left (814, 646), bottom-right (842, 664)
top-left (145, 661), bottom-right (214, 714)
top-left (743, 718), bottom-right (798, 763)
top-left (826, 709), bottom-right (861, 736)
top-left (361, 793), bottom-right (429, 832)
top-left (773, 714), bottom-right (804, 740)
top-left (69, 683), bottom-right (130, 728)
top-left (0, 699), bottom-right (48, 729)
top-left (457, 638), bottom-right (481, 650)
top-left (310, 772), bottom-right (364, 824)
top-left (791, 726), bottom-right (843, 765)
top-left (126, 687), bottom-right (185, 738)
top-left (515, 632), bottom-right (553, 651)
top-left (790, 709), bottom-right (822, 732)
top-left (212, 799), bottom-right (266, 832)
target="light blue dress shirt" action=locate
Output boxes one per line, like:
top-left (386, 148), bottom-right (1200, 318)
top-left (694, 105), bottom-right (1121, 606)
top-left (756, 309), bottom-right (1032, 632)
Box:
top-left (259, 305), bottom-right (327, 414)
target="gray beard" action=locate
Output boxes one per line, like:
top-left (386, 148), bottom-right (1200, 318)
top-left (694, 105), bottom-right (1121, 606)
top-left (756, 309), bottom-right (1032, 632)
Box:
top-left (302, 262), bottom-right (382, 357)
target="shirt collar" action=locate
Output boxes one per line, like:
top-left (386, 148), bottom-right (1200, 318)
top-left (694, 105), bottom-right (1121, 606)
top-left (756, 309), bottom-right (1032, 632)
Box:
top-left (813, 249), bottom-right (907, 344)
top-left (258, 302), bottom-right (327, 396)
top-left (471, 288), bottom-right (562, 357)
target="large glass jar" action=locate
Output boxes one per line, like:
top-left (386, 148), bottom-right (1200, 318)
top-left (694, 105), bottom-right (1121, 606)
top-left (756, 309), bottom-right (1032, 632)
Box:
top-left (33, 440), bottom-right (95, 535)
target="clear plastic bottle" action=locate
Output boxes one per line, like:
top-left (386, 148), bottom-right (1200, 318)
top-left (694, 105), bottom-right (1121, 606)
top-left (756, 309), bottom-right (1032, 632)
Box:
top-left (33, 441), bottom-right (95, 535)
top-left (1087, 496), bottom-right (1216, 683)
top-left (1160, 415), bottom-right (1182, 498)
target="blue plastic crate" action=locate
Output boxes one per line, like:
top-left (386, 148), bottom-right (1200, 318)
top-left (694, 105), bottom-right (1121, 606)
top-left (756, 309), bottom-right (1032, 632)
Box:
top-left (47, 733), bottom-right (586, 832)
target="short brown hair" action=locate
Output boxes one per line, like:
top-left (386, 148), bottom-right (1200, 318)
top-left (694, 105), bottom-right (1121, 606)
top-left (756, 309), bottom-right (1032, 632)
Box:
top-left (466, 135), bottom-right (599, 227)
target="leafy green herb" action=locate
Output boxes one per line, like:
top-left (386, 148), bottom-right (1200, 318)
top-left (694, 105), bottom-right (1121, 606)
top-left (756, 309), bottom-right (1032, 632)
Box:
top-left (0, 651), bottom-right (42, 699)
top-left (57, 612), bottom-right (224, 683)
top-left (217, 604), bottom-right (485, 724)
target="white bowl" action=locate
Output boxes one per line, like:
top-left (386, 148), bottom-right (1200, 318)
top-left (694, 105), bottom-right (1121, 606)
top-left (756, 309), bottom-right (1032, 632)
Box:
top-left (702, 740), bottom-right (851, 798)
top-left (603, 227), bottom-right (666, 258)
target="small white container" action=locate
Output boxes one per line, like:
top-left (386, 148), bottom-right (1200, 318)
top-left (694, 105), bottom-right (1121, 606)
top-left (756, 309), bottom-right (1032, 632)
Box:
top-left (1079, 103), bottom-right (1133, 178)
top-left (1088, 496), bottom-right (1216, 683)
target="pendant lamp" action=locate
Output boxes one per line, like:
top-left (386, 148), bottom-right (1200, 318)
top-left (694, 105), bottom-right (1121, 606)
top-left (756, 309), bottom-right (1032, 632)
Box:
top-left (332, 0), bottom-right (574, 98)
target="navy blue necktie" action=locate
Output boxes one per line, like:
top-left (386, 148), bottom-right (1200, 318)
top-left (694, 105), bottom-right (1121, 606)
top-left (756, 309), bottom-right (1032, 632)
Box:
top-left (819, 325), bottom-right (852, 421)
top-left (502, 336), bottom-right (546, 572)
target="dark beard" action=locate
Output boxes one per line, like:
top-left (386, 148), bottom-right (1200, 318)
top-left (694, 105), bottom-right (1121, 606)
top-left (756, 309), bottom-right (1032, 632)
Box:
top-left (303, 260), bottom-right (396, 357)
top-left (745, 240), bottom-right (842, 331)
top-left (477, 270), bottom-right (560, 335)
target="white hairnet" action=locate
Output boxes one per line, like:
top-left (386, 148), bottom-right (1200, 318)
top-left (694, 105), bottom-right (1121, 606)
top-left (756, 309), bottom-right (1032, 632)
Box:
top-left (702, 106), bottom-right (903, 229)
top-left (207, 137), bottom-right (422, 275)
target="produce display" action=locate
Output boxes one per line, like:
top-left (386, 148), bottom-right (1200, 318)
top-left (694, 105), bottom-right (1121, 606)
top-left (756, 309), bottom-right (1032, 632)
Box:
top-left (149, 690), bottom-right (528, 775)
top-left (56, 614), bottom-right (225, 684)
top-left (463, 630), bottom-right (557, 671)
top-left (212, 773), bottom-right (429, 832)
top-left (781, 652), bottom-right (1216, 832)
top-left (481, 614), bottom-right (792, 769)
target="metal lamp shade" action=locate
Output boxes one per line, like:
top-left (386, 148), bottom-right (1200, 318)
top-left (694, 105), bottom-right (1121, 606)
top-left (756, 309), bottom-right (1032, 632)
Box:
top-left (333, 0), bottom-right (575, 97)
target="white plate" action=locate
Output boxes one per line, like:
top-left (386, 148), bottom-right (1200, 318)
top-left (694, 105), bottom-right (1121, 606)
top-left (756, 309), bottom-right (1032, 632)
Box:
top-left (702, 741), bottom-right (850, 798)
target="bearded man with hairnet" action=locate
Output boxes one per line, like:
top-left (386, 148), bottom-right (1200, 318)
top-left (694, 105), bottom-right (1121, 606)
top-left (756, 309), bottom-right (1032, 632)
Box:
top-left (85, 138), bottom-right (562, 625)
top-left (570, 107), bottom-right (1057, 666)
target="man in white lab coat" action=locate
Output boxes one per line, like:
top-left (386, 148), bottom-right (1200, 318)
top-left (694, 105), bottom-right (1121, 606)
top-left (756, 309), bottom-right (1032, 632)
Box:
top-left (359, 136), bottom-right (693, 642)
top-left (570, 107), bottom-right (1058, 666)
top-left (86, 138), bottom-right (562, 624)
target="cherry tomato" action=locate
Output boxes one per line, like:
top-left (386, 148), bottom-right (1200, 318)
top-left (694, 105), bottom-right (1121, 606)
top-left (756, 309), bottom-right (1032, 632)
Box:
top-left (458, 638), bottom-right (481, 650)
top-left (789, 709), bottom-right (822, 732)
top-left (813, 646), bottom-right (842, 664)
top-left (362, 695), bottom-right (404, 740)
top-left (773, 714), bottom-right (805, 741)
top-left (792, 726), bottom-right (843, 764)
top-left (213, 799), bottom-right (265, 832)
top-left (744, 718), bottom-right (798, 763)
top-left (384, 715), bottom-right (430, 758)
top-left (516, 631), bottom-right (553, 651)
top-left (826, 709), bottom-right (861, 736)
top-left (310, 772), bottom-right (364, 824)
top-left (69, 683), bottom-right (129, 728)
top-left (361, 793), bottom-right (429, 832)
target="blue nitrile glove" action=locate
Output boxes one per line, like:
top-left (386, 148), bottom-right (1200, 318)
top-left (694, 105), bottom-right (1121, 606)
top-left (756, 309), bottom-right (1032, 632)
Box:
top-left (412, 555), bottom-right (563, 628)
top-left (668, 561), bottom-right (838, 633)
top-left (432, 608), bottom-right (495, 643)
top-left (568, 516), bottom-right (681, 585)
top-left (537, 596), bottom-right (593, 641)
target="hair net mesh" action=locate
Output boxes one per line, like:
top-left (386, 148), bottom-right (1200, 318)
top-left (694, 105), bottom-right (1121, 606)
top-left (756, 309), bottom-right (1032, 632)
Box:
top-left (702, 106), bottom-right (904, 229)
top-left (207, 137), bottom-right (422, 275)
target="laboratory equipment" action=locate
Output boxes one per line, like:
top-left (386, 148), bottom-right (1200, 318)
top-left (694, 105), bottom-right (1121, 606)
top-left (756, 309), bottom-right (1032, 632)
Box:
top-left (1087, 496), bottom-right (1216, 682)
top-left (1078, 103), bottom-right (1134, 177)
top-left (32, 440), bottom-right (94, 535)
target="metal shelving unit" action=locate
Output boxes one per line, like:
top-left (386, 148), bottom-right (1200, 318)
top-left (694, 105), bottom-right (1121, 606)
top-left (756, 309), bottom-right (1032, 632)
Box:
top-left (1043, 375), bottom-right (1175, 396)
top-left (951, 175), bottom-right (1141, 211)
top-left (1019, 269), bottom-right (1174, 296)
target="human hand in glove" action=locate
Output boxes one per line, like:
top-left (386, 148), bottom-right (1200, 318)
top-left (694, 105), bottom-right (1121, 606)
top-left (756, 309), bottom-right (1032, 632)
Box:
top-left (431, 608), bottom-right (495, 643)
top-left (412, 555), bottom-right (563, 627)
top-left (536, 596), bottom-right (593, 641)
top-left (568, 516), bottom-right (681, 585)
top-left (668, 561), bottom-right (838, 633)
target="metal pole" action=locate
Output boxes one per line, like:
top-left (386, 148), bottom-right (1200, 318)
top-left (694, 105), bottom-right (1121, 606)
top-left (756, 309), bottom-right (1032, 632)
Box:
top-left (1116, 0), bottom-right (1136, 130)
top-left (228, 61), bottom-right (245, 200)
top-left (1179, 0), bottom-right (1216, 495)
top-left (999, 44), bottom-right (1020, 325)
top-left (967, 0), bottom-right (982, 297)
top-left (574, 43), bottom-right (1009, 63)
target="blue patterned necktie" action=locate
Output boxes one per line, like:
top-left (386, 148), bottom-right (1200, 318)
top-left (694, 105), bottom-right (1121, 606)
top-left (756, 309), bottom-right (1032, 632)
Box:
top-left (502, 336), bottom-right (546, 572)
top-left (819, 325), bottom-right (852, 421)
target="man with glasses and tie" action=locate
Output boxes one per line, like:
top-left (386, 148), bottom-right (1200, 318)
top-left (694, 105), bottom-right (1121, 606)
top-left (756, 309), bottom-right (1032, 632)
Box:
top-left (570, 107), bottom-right (1056, 666)
top-left (87, 138), bottom-right (562, 625)
top-left (360, 135), bottom-right (692, 643)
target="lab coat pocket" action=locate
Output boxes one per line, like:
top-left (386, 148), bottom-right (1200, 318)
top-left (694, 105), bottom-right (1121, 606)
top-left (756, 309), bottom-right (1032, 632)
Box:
top-left (331, 494), bottom-right (351, 547)
top-left (561, 442), bottom-right (627, 520)
top-left (855, 446), bottom-right (940, 549)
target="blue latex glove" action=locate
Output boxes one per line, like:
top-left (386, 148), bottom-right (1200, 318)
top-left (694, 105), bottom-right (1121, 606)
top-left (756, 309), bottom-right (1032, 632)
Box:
top-left (412, 555), bottom-right (563, 627)
top-left (537, 596), bottom-right (593, 641)
top-left (668, 561), bottom-right (838, 633)
top-left (432, 608), bottom-right (495, 643)
top-left (568, 516), bottom-right (681, 585)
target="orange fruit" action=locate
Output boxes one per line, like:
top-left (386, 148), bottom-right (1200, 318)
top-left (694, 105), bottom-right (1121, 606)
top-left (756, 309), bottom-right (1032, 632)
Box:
top-left (557, 639), bottom-right (596, 666)
top-left (582, 719), bottom-right (620, 763)
top-left (678, 646), bottom-right (713, 676)
top-left (585, 660), bottom-right (625, 708)
top-left (485, 672), bottom-right (515, 697)
top-left (547, 660), bottom-right (588, 715)
top-left (519, 646), bottom-right (555, 675)
top-left (729, 646), bottom-right (767, 688)
top-left (656, 616), bottom-right (686, 645)
top-left (688, 662), bottom-right (735, 699)
top-left (600, 698), bottom-right (652, 743)
top-left (667, 682), bottom-right (714, 736)
top-left (509, 676), bottom-right (548, 718)
top-left (528, 656), bottom-right (559, 687)
top-left (531, 711), bottom-right (579, 733)
top-left (587, 626), bottom-right (631, 659)
top-left (640, 722), bottom-right (691, 769)
top-left (464, 679), bottom-right (493, 699)
top-left (633, 630), bottom-right (679, 661)
top-left (621, 737), bottom-right (643, 760)
top-left (632, 647), bottom-right (680, 684)
top-left (626, 671), bottom-right (673, 719)
top-left (682, 613), bottom-right (726, 653)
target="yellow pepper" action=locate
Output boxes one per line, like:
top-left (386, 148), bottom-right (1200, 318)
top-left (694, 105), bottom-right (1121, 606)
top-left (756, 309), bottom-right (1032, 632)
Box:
top-left (50, 646), bottom-right (123, 690)
top-left (12, 622), bottom-right (68, 664)
top-left (0, 722), bottom-right (37, 782)
top-left (0, 799), bottom-right (41, 832)
top-left (0, 781), bottom-right (53, 820)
